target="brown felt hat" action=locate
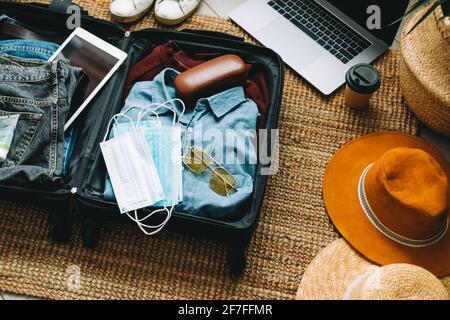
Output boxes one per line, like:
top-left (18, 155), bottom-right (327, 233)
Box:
top-left (323, 132), bottom-right (450, 277)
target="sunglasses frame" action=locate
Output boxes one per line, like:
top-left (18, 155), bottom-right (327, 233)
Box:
top-left (182, 146), bottom-right (237, 196)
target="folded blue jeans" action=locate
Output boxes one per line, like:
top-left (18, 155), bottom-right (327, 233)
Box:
top-left (0, 15), bottom-right (77, 176)
top-left (0, 54), bottom-right (83, 186)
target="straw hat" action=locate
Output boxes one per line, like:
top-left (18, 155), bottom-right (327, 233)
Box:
top-left (297, 238), bottom-right (450, 300)
top-left (400, 5), bottom-right (450, 137)
top-left (323, 132), bottom-right (449, 276)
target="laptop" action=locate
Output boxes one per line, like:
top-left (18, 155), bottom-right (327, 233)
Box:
top-left (229, 0), bottom-right (409, 95)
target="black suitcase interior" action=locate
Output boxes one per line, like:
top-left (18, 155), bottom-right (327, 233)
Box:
top-left (0, 0), bottom-right (284, 275)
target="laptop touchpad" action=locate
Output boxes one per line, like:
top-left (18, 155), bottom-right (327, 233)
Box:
top-left (255, 18), bottom-right (323, 71)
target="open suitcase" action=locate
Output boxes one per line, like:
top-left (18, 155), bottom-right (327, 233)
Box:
top-left (0, 0), bottom-right (284, 275)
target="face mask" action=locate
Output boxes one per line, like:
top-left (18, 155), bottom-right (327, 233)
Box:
top-left (114, 123), bottom-right (182, 207)
top-left (104, 99), bottom-right (185, 235)
top-left (153, 125), bottom-right (183, 206)
top-left (100, 116), bottom-right (165, 214)
top-left (0, 114), bottom-right (19, 162)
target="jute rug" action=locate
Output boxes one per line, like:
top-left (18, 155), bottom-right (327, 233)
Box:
top-left (1, 1), bottom-right (417, 299)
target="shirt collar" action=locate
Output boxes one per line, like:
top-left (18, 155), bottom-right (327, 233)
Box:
top-left (150, 68), bottom-right (188, 120)
top-left (202, 86), bottom-right (247, 118)
top-left (151, 68), bottom-right (179, 104)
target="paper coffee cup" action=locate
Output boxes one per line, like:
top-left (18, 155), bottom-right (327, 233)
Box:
top-left (345, 63), bottom-right (381, 110)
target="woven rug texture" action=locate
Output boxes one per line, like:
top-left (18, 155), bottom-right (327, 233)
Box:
top-left (0, 0), bottom-right (418, 299)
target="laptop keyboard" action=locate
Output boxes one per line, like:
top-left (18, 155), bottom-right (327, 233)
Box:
top-left (268, 0), bottom-right (371, 64)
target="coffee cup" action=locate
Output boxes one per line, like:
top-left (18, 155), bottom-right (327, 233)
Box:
top-left (344, 63), bottom-right (381, 110)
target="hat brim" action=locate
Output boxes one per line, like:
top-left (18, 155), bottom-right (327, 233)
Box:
top-left (297, 238), bottom-right (450, 299)
top-left (323, 132), bottom-right (450, 277)
top-left (297, 239), bottom-right (378, 300)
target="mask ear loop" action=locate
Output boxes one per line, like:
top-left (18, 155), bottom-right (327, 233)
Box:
top-left (138, 99), bottom-right (186, 126)
top-left (138, 103), bottom-right (177, 126)
top-left (121, 103), bottom-right (163, 126)
top-left (102, 114), bottom-right (134, 142)
top-left (128, 203), bottom-right (175, 223)
top-left (130, 99), bottom-right (186, 127)
top-left (126, 206), bottom-right (173, 236)
top-left (121, 104), bottom-right (159, 116)
top-left (125, 103), bottom-right (176, 235)
top-left (162, 99), bottom-right (187, 147)
top-left (125, 99), bottom-right (185, 235)
top-left (135, 103), bottom-right (168, 127)
top-left (163, 98), bottom-right (185, 126)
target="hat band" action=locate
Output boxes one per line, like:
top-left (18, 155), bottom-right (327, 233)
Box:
top-left (358, 164), bottom-right (448, 248)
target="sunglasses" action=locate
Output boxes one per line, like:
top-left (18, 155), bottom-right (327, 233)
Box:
top-left (182, 147), bottom-right (237, 197)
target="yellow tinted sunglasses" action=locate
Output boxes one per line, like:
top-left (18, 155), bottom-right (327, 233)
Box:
top-left (182, 147), bottom-right (237, 197)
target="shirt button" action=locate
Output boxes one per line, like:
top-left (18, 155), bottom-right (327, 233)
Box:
top-left (187, 127), bottom-right (193, 133)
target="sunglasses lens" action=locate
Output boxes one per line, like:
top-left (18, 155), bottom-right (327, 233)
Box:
top-left (210, 167), bottom-right (237, 196)
top-left (184, 147), bottom-right (211, 172)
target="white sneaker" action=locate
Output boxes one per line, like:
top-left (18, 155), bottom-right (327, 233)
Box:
top-left (110, 0), bottom-right (155, 23)
top-left (154, 0), bottom-right (202, 26)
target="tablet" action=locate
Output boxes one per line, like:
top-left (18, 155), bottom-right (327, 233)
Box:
top-left (48, 27), bottom-right (128, 131)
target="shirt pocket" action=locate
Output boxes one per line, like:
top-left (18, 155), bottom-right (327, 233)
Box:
top-left (0, 109), bottom-right (42, 168)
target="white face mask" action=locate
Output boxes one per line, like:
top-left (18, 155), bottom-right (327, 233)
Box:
top-left (100, 117), bottom-right (165, 214)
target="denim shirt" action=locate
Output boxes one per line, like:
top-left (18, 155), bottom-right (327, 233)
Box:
top-left (104, 68), bottom-right (259, 219)
top-left (0, 54), bottom-right (83, 187)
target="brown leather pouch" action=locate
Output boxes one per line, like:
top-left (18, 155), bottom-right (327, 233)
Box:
top-left (174, 54), bottom-right (247, 106)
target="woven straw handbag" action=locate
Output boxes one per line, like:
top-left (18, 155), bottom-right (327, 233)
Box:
top-left (400, 5), bottom-right (450, 137)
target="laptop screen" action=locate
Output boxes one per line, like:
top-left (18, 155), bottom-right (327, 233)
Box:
top-left (326, 0), bottom-right (409, 45)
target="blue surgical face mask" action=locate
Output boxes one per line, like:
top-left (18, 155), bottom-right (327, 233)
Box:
top-left (104, 100), bottom-right (185, 236)
top-left (114, 122), bottom-right (182, 207)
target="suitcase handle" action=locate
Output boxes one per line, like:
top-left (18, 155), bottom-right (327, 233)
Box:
top-left (180, 29), bottom-right (245, 43)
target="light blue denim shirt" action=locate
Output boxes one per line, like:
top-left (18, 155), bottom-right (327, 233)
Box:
top-left (104, 68), bottom-right (259, 219)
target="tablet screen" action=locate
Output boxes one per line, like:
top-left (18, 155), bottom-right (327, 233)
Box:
top-left (55, 35), bottom-right (119, 99)
top-left (49, 28), bottom-right (127, 131)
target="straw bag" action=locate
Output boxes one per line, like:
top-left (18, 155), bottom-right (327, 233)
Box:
top-left (400, 5), bottom-right (450, 137)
